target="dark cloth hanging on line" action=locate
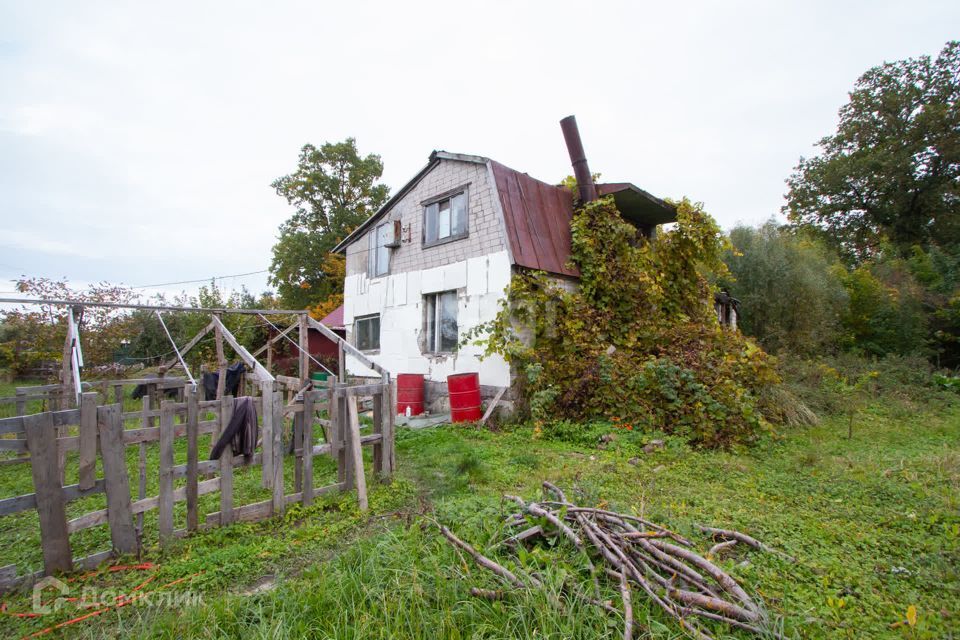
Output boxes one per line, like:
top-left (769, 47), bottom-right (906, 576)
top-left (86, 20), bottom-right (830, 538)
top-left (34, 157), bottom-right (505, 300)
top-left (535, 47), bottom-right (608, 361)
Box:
top-left (209, 396), bottom-right (259, 461)
top-left (201, 362), bottom-right (245, 400)
top-left (131, 374), bottom-right (180, 400)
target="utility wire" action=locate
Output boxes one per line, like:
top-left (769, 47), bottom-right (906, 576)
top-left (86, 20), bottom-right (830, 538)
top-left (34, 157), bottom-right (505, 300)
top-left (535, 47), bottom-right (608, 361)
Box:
top-left (131, 269), bottom-right (269, 290)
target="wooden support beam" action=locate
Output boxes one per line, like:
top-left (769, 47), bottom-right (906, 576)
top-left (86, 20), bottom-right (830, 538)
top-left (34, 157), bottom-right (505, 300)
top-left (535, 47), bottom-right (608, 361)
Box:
top-left (299, 313), bottom-right (309, 387)
top-left (210, 314), bottom-right (274, 382)
top-left (306, 316), bottom-right (388, 378)
top-left (214, 318), bottom-right (227, 400)
top-left (480, 387), bottom-right (507, 426)
top-left (161, 320), bottom-right (215, 370)
top-left (251, 321), bottom-right (298, 358)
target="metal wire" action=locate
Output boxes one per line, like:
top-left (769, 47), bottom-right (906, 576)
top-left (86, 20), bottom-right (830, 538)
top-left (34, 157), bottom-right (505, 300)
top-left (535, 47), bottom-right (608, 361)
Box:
top-left (255, 313), bottom-right (336, 377)
top-left (155, 311), bottom-right (197, 389)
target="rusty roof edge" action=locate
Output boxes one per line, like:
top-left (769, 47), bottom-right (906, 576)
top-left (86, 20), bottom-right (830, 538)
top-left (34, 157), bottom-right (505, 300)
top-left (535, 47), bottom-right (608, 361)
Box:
top-left (485, 160), bottom-right (516, 266)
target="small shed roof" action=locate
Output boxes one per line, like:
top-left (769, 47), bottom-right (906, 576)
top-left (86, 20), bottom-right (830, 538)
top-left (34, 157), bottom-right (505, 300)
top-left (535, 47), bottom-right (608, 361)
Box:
top-left (319, 305), bottom-right (344, 330)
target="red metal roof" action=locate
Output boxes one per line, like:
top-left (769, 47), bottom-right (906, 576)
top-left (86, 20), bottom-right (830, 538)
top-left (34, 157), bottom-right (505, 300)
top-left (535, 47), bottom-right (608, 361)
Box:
top-left (492, 162), bottom-right (677, 278)
top-left (319, 305), bottom-right (344, 330)
top-left (490, 161), bottom-right (580, 277)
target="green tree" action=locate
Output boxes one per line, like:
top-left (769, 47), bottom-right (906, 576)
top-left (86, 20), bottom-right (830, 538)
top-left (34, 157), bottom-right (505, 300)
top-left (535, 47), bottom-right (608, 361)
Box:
top-left (721, 222), bottom-right (848, 356)
top-left (785, 41), bottom-right (960, 262)
top-left (269, 139), bottom-right (390, 309)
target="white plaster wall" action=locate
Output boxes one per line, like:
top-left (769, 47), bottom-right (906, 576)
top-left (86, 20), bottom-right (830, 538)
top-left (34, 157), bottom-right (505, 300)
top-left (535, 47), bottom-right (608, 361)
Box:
top-left (343, 250), bottom-right (512, 386)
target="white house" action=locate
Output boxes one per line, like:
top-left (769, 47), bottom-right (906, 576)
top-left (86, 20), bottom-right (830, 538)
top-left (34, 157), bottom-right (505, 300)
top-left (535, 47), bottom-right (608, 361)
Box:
top-left (332, 148), bottom-right (676, 408)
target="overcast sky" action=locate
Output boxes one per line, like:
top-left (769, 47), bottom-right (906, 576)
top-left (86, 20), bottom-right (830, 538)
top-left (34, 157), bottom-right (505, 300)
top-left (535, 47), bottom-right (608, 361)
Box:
top-left (1, 1), bottom-right (956, 302)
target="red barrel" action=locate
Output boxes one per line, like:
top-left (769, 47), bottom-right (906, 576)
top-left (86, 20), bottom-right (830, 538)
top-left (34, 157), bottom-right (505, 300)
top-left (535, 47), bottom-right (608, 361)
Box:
top-left (396, 374), bottom-right (425, 416)
top-left (447, 373), bottom-right (483, 422)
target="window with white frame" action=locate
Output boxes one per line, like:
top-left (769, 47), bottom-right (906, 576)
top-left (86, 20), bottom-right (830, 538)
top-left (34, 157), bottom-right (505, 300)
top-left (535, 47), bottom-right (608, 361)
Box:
top-left (368, 222), bottom-right (391, 277)
top-left (355, 314), bottom-right (380, 351)
top-left (423, 190), bottom-right (467, 246)
top-left (424, 290), bottom-right (458, 353)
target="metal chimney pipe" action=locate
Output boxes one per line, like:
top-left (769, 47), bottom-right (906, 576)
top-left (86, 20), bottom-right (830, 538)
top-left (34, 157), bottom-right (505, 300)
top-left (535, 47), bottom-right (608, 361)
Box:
top-left (559, 115), bottom-right (598, 203)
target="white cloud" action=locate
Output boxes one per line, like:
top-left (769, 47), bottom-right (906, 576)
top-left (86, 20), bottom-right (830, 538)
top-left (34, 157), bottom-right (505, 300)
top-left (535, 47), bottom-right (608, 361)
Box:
top-left (0, 0), bottom-right (957, 292)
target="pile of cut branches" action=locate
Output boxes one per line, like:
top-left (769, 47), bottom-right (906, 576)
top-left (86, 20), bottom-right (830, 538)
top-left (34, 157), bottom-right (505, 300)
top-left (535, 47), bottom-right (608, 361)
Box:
top-left (439, 482), bottom-right (788, 640)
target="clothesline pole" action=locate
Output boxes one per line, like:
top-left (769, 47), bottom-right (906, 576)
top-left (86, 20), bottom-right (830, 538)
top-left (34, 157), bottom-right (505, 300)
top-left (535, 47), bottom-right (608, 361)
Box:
top-left (155, 311), bottom-right (197, 390)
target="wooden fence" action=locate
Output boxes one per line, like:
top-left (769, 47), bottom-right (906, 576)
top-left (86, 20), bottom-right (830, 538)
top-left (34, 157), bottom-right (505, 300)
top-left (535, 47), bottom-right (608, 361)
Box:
top-left (0, 378), bottom-right (394, 591)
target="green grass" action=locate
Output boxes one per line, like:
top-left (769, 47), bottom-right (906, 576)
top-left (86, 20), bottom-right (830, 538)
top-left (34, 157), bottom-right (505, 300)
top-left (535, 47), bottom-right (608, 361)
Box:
top-left (0, 388), bottom-right (958, 638)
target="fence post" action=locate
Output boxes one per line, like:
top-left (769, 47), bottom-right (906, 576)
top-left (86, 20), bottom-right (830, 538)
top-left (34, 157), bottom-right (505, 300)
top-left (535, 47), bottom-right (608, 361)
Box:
top-left (78, 392), bottom-right (98, 491)
top-left (219, 396), bottom-right (235, 526)
top-left (270, 384), bottom-right (284, 515)
top-left (158, 401), bottom-right (175, 546)
top-left (372, 391), bottom-right (383, 477)
top-left (185, 387), bottom-right (199, 532)
top-left (339, 389), bottom-right (354, 488)
top-left (383, 379), bottom-right (396, 479)
top-left (302, 391), bottom-right (315, 506)
top-left (98, 404), bottom-right (137, 555)
top-left (261, 383), bottom-right (273, 488)
top-left (25, 412), bottom-right (73, 574)
top-left (15, 390), bottom-right (25, 417)
top-left (214, 318), bottom-right (227, 400)
top-left (298, 313), bottom-right (309, 387)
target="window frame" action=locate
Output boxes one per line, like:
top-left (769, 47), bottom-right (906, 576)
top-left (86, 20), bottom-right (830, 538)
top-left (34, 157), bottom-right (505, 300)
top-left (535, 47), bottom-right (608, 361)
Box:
top-left (421, 184), bottom-right (470, 248)
top-left (423, 290), bottom-right (459, 354)
top-left (368, 222), bottom-right (391, 278)
top-left (354, 314), bottom-right (381, 352)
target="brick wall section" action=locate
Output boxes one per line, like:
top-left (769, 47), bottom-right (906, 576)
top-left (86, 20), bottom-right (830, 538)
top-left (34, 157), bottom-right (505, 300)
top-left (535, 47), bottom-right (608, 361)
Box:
top-left (345, 159), bottom-right (506, 278)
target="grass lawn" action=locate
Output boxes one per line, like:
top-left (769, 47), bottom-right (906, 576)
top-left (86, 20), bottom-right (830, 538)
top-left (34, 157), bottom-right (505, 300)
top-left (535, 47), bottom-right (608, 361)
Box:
top-left (0, 386), bottom-right (957, 638)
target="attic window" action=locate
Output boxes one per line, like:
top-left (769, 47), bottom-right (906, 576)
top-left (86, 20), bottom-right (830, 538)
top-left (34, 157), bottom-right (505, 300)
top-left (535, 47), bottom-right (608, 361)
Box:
top-left (368, 222), bottom-right (391, 277)
top-left (423, 188), bottom-right (468, 247)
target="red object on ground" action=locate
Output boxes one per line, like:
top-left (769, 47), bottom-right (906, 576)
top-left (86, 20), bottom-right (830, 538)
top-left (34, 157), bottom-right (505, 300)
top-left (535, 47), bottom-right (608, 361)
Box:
top-left (447, 373), bottom-right (483, 422)
top-left (396, 374), bottom-right (425, 416)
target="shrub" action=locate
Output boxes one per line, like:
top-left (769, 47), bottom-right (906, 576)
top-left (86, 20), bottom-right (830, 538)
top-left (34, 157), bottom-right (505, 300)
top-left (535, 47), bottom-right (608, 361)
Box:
top-left (722, 222), bottom-right (848, 356)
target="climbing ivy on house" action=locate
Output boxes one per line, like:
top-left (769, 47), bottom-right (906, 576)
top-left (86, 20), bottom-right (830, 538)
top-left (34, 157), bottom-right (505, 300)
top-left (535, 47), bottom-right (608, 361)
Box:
top-left (471, 196), bottom-right (780, 447)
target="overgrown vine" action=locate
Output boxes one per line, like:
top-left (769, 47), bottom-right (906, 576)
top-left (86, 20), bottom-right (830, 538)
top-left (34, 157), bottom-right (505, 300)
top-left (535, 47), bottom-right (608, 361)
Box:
top-left (467, 196), bottom-right (780, 447)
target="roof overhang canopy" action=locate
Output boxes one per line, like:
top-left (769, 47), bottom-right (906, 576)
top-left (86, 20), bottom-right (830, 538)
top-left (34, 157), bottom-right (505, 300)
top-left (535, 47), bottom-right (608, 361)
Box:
top-left (597, 183), bottom-right (677, 227)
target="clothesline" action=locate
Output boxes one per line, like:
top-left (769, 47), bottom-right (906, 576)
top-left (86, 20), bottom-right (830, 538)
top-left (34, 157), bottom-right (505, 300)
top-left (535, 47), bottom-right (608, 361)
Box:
top-left (255, 313), bottom-right (337, 378)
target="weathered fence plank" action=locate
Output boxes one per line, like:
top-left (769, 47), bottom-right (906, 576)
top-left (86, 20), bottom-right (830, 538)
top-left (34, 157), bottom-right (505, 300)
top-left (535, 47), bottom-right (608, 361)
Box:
top-left (293, 409), bottom-right (304, 493)
top-left (383, 382), bottom-right (396, 478)
top-left (97, 404), bottom-right (137, 555)
top-left (186, 387), bottom-right (199, 532)
top-left (158, 401), bottom-right (175, 545)
top-left (218, 396), bottom-right (235, 526)
top-left (346, 397), bottom-right (368, 511)
top-left (372, 391), bottom-right (383, 476)
top-left (25, 412), bottom-right (72, 574)
top-left (78, 392), bottom-right (98, 490)
top-left (302, 391), bottom-right (315, 506)
top-left (269, 386), bottom-right (284, 516)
